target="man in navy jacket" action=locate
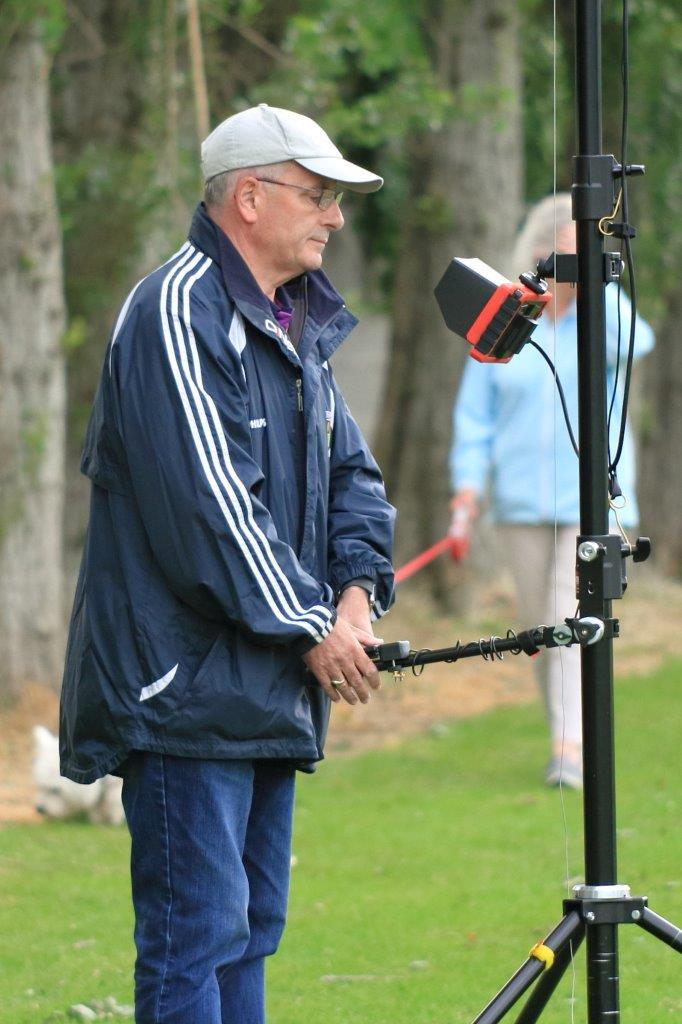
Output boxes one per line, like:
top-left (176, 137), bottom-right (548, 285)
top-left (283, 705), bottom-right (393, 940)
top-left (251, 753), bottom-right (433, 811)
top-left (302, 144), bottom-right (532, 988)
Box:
top-left (60, 104), bottom-right (395, 1023)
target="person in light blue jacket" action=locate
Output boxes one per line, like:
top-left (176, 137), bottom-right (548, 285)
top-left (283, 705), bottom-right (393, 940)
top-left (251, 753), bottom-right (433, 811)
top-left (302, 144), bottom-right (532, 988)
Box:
top-left (449, 194), bottom-right (654, 789)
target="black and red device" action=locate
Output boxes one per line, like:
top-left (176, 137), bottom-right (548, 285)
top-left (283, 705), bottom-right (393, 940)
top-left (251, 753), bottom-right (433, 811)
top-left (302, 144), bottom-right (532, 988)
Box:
top-left (434, 257), bottom-right (552, 363)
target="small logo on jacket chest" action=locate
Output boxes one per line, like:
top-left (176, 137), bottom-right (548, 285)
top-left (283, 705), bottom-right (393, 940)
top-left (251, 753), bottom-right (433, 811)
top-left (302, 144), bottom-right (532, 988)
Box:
top-left (264, 318), bottom-right (297, 355)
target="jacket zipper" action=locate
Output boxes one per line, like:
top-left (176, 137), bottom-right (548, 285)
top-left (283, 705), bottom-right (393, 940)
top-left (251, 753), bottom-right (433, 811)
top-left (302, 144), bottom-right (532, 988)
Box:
top-left (294, 375), bottom-right (306, 553)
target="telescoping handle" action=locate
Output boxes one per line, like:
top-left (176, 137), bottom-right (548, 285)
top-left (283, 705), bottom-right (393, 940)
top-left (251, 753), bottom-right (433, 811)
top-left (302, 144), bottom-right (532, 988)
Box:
top-left (366, 617), bottom-right (611, 676)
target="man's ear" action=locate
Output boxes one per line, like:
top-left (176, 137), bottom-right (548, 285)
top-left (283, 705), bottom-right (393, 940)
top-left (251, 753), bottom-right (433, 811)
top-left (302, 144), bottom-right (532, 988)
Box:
top-left (233, 176), bottom-right (260, 224)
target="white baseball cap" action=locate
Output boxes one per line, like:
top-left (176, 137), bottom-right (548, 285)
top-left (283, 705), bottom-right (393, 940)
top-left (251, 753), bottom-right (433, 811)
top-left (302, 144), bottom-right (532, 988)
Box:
top-left (201, 103), bottom-right (383, 193)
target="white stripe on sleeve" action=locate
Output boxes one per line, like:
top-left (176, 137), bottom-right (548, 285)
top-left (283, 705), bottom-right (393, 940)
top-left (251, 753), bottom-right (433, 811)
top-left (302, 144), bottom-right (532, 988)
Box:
top-left (178, 260), bottom-right (333, 631)
top-left (158, 249), bottom-right (332, 642)
top-left (109, 242), bottom-right (190, 374)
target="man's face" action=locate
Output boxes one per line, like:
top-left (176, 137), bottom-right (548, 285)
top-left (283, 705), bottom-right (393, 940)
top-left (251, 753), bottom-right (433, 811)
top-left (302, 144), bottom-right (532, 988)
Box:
top-left (253, 164), bottom-right (345, 282)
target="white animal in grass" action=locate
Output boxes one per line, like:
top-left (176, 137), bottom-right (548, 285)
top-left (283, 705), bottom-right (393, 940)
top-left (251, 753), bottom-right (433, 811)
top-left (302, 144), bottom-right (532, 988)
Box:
top-left (31, 725), bottom-right (125, 825)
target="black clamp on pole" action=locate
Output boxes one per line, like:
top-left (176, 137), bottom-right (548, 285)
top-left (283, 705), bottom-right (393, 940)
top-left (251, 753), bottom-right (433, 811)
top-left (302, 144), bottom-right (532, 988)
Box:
top-left (572, 153), bottom-right (618, 220)
top-left (576, 534), bottom-right (651, 602)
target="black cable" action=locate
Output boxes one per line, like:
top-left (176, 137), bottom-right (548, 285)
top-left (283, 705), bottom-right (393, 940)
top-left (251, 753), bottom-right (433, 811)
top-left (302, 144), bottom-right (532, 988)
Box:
top-left (606, 214), bottom-right (625, 453)
top-left (607, 0), bottom-right (630, 450)
top-left (607, 0), bottom-right (638, 488)
top-left (410, 650), bottom-right (428, 676)
top-left (606, 262), bottom-right (623, 446)
top-left (609, 234), bottom-right (637, 474)
top-left (529, 340), bottom-right (580, 457)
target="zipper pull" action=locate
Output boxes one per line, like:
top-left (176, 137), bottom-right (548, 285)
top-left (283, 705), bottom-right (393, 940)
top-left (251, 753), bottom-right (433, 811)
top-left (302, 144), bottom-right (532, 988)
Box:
top-left (295, 378), bottom-right (303, 412)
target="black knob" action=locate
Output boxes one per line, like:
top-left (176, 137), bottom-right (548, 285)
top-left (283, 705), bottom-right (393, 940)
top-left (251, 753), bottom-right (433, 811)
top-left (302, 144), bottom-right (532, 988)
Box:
top-left (632, 537), bottom-right (651, 563)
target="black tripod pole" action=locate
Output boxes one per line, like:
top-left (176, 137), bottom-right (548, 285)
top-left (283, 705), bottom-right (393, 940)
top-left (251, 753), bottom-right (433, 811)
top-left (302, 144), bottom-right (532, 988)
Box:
top-left (424, 3), bottom-right (682, 1020)
top-left (573, 1), bottom-right (622, 1019)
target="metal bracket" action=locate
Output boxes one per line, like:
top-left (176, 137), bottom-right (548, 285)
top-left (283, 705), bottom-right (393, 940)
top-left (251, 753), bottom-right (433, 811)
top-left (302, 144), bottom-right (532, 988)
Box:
top-left (535, 252), bottom-right (578, 284)
top-left (539, 616), bottom-right (618, 649)
top-left (604, 251), bottom-right (623, 282)
top-left (576, 534), bottom-right (626, 601)
top-left (573, 883), bottom-right (631, 899)
top-left (569, 616), bottom-right (605, 645)
top-left (565, 885), bottom-right (648, 926)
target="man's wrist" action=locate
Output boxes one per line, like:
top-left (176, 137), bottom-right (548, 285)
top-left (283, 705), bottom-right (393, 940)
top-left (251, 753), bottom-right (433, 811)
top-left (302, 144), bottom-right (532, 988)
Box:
top-left (294, 606), bottom-right (338, 655)
top-left (339, 578), bottom-right (375, 610)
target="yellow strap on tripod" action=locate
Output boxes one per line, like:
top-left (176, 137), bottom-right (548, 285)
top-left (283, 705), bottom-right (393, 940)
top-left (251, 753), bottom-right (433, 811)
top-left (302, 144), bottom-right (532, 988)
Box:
top-left (529, 942), bottom-right (555, 971)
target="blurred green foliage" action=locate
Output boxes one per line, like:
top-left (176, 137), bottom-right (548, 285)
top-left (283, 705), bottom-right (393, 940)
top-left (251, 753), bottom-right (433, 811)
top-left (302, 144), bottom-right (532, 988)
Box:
top-left (32, 0), bottom-right (680, 446)
top-left (615, 0), bottom-right (682, 321)
top-left (248, 0), bottom-right (453, 291)
top-left (60, 316), bottom-right (87, 354)
top-left (0, 0), bottom-right (66, 52)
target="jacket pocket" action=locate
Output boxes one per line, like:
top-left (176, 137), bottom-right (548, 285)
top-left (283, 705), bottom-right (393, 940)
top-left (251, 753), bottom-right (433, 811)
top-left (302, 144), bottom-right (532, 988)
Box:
top-left (135, 584), bottom-right (216, 724)
top-left (167, 628), bottom-right (318, 747)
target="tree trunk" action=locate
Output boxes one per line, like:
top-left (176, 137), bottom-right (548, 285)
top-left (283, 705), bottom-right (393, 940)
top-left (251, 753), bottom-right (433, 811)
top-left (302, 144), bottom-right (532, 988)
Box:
top-left (186, 0), bottom-right (210, 146)
top-left (0, 28), bottom-right (67, 701)
top-left (639, 289), bottom-right (682, 576)
top-left (52, 0), bottom-right (191, 570)
top-left (375, 0), bottom-right (523, 604)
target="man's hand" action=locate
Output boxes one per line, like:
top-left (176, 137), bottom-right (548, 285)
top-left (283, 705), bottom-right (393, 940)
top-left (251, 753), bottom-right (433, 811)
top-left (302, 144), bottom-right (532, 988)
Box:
top-left (449, 487), bottom-right (479, 520)
top-left (448, 489), bottom-right (479, 560)
top-left (303, 608), bottom-right (382, 706)
top-left (336, 584), bottom-right (376, 637)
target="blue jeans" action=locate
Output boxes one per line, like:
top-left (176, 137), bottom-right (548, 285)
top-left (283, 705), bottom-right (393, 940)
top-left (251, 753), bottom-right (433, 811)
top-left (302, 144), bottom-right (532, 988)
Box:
top-left (121, 753), bottom-right (296, 1024)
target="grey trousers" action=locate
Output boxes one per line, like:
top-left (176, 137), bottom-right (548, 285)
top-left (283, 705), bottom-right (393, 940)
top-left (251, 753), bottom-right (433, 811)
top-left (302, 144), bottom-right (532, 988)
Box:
top-left (498, 524), bottom-right (582, 748)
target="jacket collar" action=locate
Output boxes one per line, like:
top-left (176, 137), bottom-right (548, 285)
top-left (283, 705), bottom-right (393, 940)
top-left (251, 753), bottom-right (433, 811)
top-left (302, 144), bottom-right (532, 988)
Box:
top-left (187, 203), bottom-right (352, 362)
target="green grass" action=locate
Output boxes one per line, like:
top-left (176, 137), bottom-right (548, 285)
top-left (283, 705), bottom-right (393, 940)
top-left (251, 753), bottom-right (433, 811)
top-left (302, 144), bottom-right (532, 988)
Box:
top-left (1, 660), bottom-right (681, 1023)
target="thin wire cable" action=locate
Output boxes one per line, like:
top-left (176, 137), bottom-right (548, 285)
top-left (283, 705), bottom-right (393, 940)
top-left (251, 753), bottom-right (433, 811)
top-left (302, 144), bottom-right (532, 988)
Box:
top-left (552, 5), bottom-right (576, 1017)
top-left (610, 496), bottom-right (631, 547)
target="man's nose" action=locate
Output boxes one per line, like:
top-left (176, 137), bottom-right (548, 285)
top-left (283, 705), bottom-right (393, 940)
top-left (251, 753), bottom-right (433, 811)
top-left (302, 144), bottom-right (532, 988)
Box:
top-left (323, 201), bottom-right (344, 231)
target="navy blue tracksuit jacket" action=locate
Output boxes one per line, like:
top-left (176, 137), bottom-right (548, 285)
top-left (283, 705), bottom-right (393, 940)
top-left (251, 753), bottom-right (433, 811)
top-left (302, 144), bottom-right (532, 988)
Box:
top-left (60, 204), bottom-right (395, 783)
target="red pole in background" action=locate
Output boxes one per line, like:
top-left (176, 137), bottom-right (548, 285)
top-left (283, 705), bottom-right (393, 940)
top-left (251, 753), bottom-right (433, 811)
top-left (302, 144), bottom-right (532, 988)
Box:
top-left (394, 505), bottom-right (472, 584)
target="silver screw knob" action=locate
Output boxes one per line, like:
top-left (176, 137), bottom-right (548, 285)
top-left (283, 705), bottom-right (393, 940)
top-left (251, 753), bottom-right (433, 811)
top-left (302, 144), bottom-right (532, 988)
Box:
top-left (578, 541), bottom-right (601, 562)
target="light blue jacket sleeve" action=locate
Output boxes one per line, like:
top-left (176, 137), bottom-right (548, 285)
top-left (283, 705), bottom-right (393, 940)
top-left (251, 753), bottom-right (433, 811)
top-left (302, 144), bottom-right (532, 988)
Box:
top-left (449, 358), bottom-right (496, 495)
top-left (604, 283), bottom-right (655, 367)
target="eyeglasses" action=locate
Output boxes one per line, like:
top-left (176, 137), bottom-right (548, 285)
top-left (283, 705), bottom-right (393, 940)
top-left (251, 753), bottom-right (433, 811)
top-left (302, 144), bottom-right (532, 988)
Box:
top-left (255, 178), bottom-right (344, 210)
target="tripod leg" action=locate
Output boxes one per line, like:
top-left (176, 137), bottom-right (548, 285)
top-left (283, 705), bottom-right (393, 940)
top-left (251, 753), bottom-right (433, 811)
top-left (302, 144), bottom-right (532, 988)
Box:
top-left (514, 927), bottom-right (585, 1024)
top-left (636, 907), bottom-right (682, 952)
top-left (471, 911), bottom-right (583, 1024)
